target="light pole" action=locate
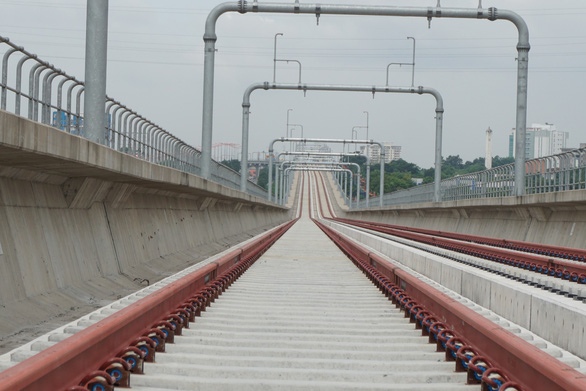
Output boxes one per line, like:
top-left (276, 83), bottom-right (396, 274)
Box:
top-left (363, 110), bottom-right (369, 140)
top-left (273, 32), bottom-right (283, 83)
top-left (352, 126), bottom-right (366, 152)
top-left (289, 124), bottom-right (303, 138)
top-left (362, 111), bottom-right (369, 157)
top-left (407, 36), bottom-right (416, 87)
top-left (286, 108), bottom-right (292, 137)
top-left (386, 37), bottom-right (416, 86)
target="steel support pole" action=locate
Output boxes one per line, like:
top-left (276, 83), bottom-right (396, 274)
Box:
top-left (240, 101), bottom-right (251, 192)
top-left (515, 47), bottom-right (530, 196)
top-left (434, 109), bottom-right (444, 202)
top-left (83, 0), bottom-right (109, 144)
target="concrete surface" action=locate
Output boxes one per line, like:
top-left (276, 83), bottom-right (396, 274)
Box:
top-left (0, 110), bottom-right (290, 353)
top-left (128, 184), bottom-right (470, 390)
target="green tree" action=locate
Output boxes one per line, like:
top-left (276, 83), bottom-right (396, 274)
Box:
top-left (384, 172), bottom-right (414, 193)
top-left (385, 159), bottom-right (421, 175)
top-left (443, 155), bottom-right (464, 170)
top-left (221, 159), bottom-right (241, 172)
top-left (493, 156), bottom-right (515, 167)
top-left (460, 157), bottom-right (485, 174)
top-left (257, 166), bottom-right (269, 190)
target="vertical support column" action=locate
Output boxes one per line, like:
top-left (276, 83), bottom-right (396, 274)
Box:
top-left (268, 151), bottom-right (274, 201)
top-left (434, 110), bottom-right (444, 202)
top-left (350, 172), bottom-right (354, 209)
top-left (201, 37), bottom-right (217, 180)
top-left (514, 46), bottom-right (530, 196)
top-left (83, 0), bottom-right (109, 144)
top-left (366, 163), bottom-right (370, 208)
top-left (275, 163), bottom-right (280, 203)
top-left (356, 170), bottom-right (360, 206)
top-left (379, 152), bottom-right (384, 207)
top-left (240, 103), bottom-right (250, 192)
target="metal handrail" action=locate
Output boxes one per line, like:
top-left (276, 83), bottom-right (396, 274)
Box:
top-left (0, 36), bottom-right (266, 198)
top-left (358, 148), bottom-right (586, 208)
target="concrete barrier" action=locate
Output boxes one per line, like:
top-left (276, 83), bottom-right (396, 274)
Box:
top-left (0, 110), bottom-right (289, 353)
top-left (322, 173), bottom-right (586, 250)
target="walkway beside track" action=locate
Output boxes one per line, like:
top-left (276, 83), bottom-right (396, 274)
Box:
top-left (129, 179), bottom-right (470, 390)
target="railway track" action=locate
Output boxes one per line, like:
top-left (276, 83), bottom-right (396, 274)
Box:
top-left (316, 173), bottom-right (586, 300)
top-left (1, 172), bottom-right (586, 390)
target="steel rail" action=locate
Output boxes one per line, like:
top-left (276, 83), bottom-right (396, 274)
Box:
top-left (333, 218), bottom-right (586, 285)
top-left (310, 174), bottom-right (586, 391)
top-left (0, 217), bottom-right (299, 391)
top-left (335, 218), bottom-right (586, 263)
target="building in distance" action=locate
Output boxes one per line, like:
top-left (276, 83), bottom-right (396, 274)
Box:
top-left (360, 142), bottom-right (401, 163)
top-left (509, 123), bottom-right (569, 159)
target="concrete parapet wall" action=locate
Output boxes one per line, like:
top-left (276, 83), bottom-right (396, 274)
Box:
top-left (0, 111), bottom-right (289, 351)
top-left (324, 176), bottom-right (586, 249)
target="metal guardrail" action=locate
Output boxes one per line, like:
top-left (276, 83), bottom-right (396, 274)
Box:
top-left (0, 36), bottom-right (267, 198)
top-left (356, 148), bottom-right (586, 208)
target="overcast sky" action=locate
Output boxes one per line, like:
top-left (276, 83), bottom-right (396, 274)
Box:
top-left (0, 0), bottom-right (585, 168)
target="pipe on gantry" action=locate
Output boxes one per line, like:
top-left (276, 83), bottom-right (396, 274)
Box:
top-left (268, 137), bottom-right (384, 207)
top-left (241, 82), bottom-right (443, 202)
top-left (278, 160), bottom-right (360, 207)
top-left (276, 154), bottom-right (361, 207)
top-left (203, 2), bottom-right (529, 197)
top-left (275, 149), bottom-right (370, 205)
top-left (284, 166), bottom-right (353, 210)
top-left (277, 160), bottom-right (360, 206)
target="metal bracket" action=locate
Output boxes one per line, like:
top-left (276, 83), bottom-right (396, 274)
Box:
top-left (427, 8), bottom-right (433, 28)
top-left (316, 6), bottom-right (321, 25)
top-left (252, 0), bottom-right (258, 12)
top-left (294, 0), bottom-right (300, 14)
top-left (372, 86), bottom-right (376, 99)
